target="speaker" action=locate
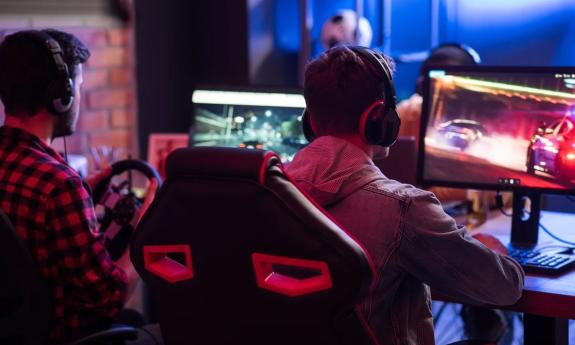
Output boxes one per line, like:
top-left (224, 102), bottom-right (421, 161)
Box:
top-left (302, 46), bottom-right (401, 147)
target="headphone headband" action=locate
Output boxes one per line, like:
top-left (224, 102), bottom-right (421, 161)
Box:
top-left (348, 46), bottom-right (397, 110)
top-left (428, 43), bottom-right (481, 65)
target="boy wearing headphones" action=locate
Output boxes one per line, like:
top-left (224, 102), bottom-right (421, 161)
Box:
top-left (286, 46), bottom-right (524, 345)
top-left (0, 30), bottom-right (154, 343)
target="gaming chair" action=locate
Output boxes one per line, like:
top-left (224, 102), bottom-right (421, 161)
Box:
top-left (131, 147), bottom-right (378, 345)
top-left (0, 208), bottom-right (137, 345)
top-left (0, 209), bottom-right (51, 344)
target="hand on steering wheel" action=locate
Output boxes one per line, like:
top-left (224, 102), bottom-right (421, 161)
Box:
top-left (92, 159), bottom-right (162, 261)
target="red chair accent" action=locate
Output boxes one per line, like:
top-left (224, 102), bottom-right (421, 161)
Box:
top-left (143, 244), bottom-right (194, 283)
top-left (252, 253), bottom-right (332, 297)
top-left (132, 147), bottom-right (377, 345)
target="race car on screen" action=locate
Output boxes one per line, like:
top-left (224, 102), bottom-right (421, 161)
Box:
top-left (526, 116), bottom-right (575, 181)
top-left (436, 119), bottom-right (487, 151)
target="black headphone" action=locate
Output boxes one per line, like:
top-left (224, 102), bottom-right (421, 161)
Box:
top-left (428, 43), bottom-right (482, 65)
top-left (415, 43), bottom-right (481, 96)
top-left (25, 30), bottom-right (74, 116)
top-left (302, 46), bottom-right (401, 147)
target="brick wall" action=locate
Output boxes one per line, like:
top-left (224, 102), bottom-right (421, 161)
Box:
top-left (0, 15), bottom-right (138, 170)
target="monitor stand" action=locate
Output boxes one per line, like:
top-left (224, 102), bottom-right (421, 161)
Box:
top-left (509, 191), bottom-right (541, 249)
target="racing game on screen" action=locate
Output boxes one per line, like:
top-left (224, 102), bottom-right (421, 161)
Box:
top-left (191, 89), bottom-right (307, 162)
top-left (422, 68), bottom-right (575, 190)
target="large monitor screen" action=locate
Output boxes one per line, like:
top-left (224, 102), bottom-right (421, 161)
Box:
top-left (191, 88), bottom-right (307, 162)
top-left (419, 66), bottom-right (575, 193)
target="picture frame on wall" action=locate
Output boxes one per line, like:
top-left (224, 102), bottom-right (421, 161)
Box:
top-left (147, 133), bottom-right (189, 179)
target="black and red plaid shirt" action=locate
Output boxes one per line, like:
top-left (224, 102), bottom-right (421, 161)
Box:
top-left (0, 126), bottom-right (127, 343)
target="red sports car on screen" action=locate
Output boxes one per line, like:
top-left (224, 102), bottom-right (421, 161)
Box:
top-left (526, 116), bottom-right (575, 181)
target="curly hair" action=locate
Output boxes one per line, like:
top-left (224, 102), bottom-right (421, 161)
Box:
top-left (303, 46), bottom-right (395, 136)
top-left (0, 29), bottom-right (90, 116)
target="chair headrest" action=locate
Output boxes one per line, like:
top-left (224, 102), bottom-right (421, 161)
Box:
top-left (165, 147), bottom-right (281, 185)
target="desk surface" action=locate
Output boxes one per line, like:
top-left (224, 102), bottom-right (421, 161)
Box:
top-left (469, 210), bottom-right (575, 319)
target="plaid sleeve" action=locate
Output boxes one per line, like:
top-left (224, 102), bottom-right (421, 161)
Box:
top-left (46, 176), bottom-right (127, 317)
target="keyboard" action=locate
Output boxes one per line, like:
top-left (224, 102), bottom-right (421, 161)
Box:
top-left (508, 248), bottom-right (575, 274)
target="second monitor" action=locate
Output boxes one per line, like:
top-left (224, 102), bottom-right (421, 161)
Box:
top-left (418, 65), bottom-right (575, 272)
top-left (418, 65), bottom-right (575, 262)
top-left (419, 66), bottom-right (575, 192)
top-left (191, 88), bottom-right (307, 162)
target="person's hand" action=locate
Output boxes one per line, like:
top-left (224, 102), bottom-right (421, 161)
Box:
top-left (472, 233), bottom-right (508, 256)
top-left (91, 146), bottom-right (123, 171)
top-left (138, 178), bottom-right (159, 223)
top-left (85, 166), bottom-right (113, 192)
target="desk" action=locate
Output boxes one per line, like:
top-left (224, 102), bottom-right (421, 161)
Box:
top-left (440, 210), bottom-right (575, 345)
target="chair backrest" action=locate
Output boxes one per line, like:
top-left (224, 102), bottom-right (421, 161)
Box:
top-left (0, 208), bottom-right (51, 345)
top-left (131, 147), bottom-right (378, 345)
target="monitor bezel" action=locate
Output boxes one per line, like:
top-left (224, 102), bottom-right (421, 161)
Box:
top-left (191, 84), bottom-right (305, 105)
top-left (416, 65), bottom-right (575, 195)
top-left (190, 84), bottom-right (306, 136)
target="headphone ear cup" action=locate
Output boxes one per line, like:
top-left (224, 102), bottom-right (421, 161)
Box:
top-left (380, 109), bottom-right (401, 147)
top-left (301, 109), bottom-right (316, 143)
top-left (362, 104), bottom-right (401, 147)
top-left (46, 77), bottom-right (74, 115)
top-left (361, 102), bottom-right (383, 145)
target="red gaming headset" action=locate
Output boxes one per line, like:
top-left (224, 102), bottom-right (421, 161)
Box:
top-left (24, 30), bottom-right (75, 116)
top-left (301, 46), bottom-right (401, 147)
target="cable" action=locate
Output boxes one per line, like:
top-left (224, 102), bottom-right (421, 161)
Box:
top-left (536, 244), bottom-right (575, 253)
top-left (433, 301), bottom-right (449, 324)
top-left (63, 136), bottom-right (68, 162)
top-left (138, 326), bottom-right (161, 345)
top-left (539, 222), bottom-right (575, 247)
top-left (499, 207), bottom-right (512, 217)
top-left (495, 191), bottom-right (512, 217)
top-left (495, 190), bottom-right (575, 247)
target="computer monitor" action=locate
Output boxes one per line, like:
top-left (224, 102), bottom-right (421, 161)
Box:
top-left (190, 88), bottom-right (307, 162)
top-left (418, 66), bottom-right (575, 247)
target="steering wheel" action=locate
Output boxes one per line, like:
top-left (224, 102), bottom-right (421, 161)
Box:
top-left (92, 159), bottom-right (162, 261)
